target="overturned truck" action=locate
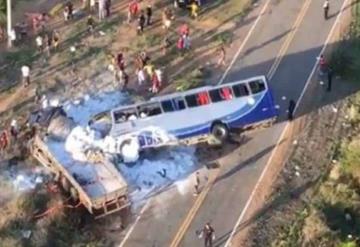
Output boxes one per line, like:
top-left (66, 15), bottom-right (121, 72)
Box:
top-left (29, 107), bottom-right (130, 218)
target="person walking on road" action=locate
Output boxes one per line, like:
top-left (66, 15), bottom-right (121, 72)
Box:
top-left (201, 222), bottom-right (215, 247)
top-left (323, 0), bottom-right (330, 20)
top-left (288, 99), bottom-right (296, 121)
top-left (194, 171), bottom-right (200, 196)
top-left (327, 67), bottom-right (333, 92)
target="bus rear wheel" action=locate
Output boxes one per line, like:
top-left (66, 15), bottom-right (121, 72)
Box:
top-left (211, 123), bottom-right (229, 144)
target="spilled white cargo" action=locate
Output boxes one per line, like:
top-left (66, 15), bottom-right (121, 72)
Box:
top-left (41, 90), bottom-right (197, 203)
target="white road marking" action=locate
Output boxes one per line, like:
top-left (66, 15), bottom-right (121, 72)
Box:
top-left (118, 200), bottom-right (150, 247)
top-left (217, 0), bottom-right (272, 85)
top-left (224, 0), bottom-right (351, 245)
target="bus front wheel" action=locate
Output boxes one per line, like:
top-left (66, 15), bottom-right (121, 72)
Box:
top-left (211, 123), bottom-right (229, 143)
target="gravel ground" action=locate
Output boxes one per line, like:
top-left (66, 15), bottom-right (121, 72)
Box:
top-left (247, 95), bottom-right (352, 246)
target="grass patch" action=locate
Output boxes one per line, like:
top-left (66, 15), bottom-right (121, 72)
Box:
top-left (3, 48), bottom-right (37, 66)
top-left (175, 68), bottom-right (205, 91)
top-left (329, 0), bottom-right (360, 80)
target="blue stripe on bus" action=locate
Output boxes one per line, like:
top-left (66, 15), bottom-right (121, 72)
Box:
top-left (172, 91), bottom-right (278, 139)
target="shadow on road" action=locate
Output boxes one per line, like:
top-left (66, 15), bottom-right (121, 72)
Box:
top-left (212, 177), bottom-right (320, 247)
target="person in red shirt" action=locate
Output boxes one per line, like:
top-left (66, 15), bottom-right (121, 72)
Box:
top-left (179, 23), bottom-right (190, 36)
top-left (177, 36), bottom-right (185, 56)
top-left (220, 87), bottom-right (233, 100)
top-left (128, 0), bottom-right (139, 23)
top-left (0, 131), bottom-right (9, 151)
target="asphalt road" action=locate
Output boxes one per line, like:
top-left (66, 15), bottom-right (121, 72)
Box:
top-left (118, 0), bottom-right (347, 246)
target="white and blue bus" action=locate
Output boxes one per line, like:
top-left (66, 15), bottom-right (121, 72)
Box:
top-left (109, 75), bottom-right (278, 148)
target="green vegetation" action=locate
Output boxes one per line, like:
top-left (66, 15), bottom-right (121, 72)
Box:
top-left (175, 68), bottom-right (205, 91)
top-left (329, 1), bottom-right (360, 80)
top-left (0, 0), bottom-right (6, 27)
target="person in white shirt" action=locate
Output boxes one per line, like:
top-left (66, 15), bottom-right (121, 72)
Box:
top-left (21, 65), bottom-right (30, 87)
top-left (137, 68), bottom-right (146, 85)
top-left (9, 29), bottom-right (16, 44)
top-left (35, 35), bottom-right (43, 52)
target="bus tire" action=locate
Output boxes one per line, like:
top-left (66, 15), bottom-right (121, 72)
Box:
top-left (211, 123), bottom-right (229, 143)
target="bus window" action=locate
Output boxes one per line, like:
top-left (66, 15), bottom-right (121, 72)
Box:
top-left (232, 84), bottom-right (249, 98)
top-left (220, 87), bottom-right (233, 100)
top-left (161, 100), bottom-right (174, 112)
top-left (249, 80), bottom-right (266, 94)
top-left (173, 97), bottom-right (186, 110)
top-left (113, 108), bottom-right (138, 123)
top-left (197, 92), bottom-right (210, 105)
top-left (185, 94), bottom-right (199, 108)
top-left (138, 103), bottom-right (162, 117)
top-left (209, 89), bottom-right (223, 102)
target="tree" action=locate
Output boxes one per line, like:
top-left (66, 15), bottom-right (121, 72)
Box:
top-left (0, 0), bottom-right (6, 26)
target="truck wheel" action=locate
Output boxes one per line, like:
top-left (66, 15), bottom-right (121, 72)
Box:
top-left (211, 123), bottom-right (229, 143)
top-left (61, 176), bottom-right (70, 192)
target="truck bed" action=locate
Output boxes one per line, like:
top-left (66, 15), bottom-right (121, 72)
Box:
top-left (32, 135), bottom-right (129, 217)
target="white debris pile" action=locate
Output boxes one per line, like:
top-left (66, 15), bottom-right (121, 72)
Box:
top-left (1, 167), bottom-right (48, 192)
top-left (63, 91), bottom-right (130, 126)
top-left (117, 146), bottom-right (197, 202)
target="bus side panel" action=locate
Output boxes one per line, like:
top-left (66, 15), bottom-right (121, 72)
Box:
top-left (227, 91), bottom-right (278, 129)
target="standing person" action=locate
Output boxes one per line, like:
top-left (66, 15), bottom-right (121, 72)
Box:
top-left (10, 119), bottom-right (18, 140)
top-left (183, 34), bottom-right (191, 50)
top-left (117, 53), bottom-right (125, 71)
top-left (67, 1), bottom-right (74, 19)
top-left (318, 54), bottom-right (327, 75)
top-left (118, 69), bottom-right (129, 90)
top-left (189, 1), bottom-right (199, 19)
top-left (162, 35), bottom-right (171, 55)
top-left (90, 0), bottom-right (96, 12)
top-left (44, 34), bottom-right (51, 57)
top-left (177, 35), bottom-right (185, 56)
top-left (179, 23), bottom-right (190, 36)
top-left (288, 99), bottom-right (296, 121)
top-left (323, 0), bottom-right (330, 20)
top-left (128, 0), bottom-right (139, 23)
top-left (87, 15), bottom-right (95, 34)
top-left (99, 0), bottom-right (106, 20)
top-left (150, 72), bottom-right (160, 93)
top-left (52, 30), bottom-right (60, 51)
top-left (194, 171), bottom-right (200, 196)
top-left (146, 3), bottom-right (152, 26)
top-left (327, 67), bottom-right (333, 92)
top-left (137, 11), bottom-right (146, 34)
top-left (105, 0), bottom-right (111, 17)
top-left (21, 65), bottom-right (30, 87)
top-left (137, 68), bottom-right (146, 86)
top-left (35, 35), bottom-right (43, 53)
top-left (162, 8), bottom-right (173, 30)
top-left (200, 223), bottom-right (215, 247)
top-left (217, 46), bottom-right (226, 67)
top-left (63, 5), bottom-right (70, 21)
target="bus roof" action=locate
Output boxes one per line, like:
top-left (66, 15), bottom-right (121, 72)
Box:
top-left (112, 75), bottom-right (267, 112)
top-left (152, 75), bottom-right (267, 100)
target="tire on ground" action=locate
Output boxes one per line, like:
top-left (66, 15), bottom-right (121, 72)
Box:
top-left (211, 122), bottom-right (229, 143)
